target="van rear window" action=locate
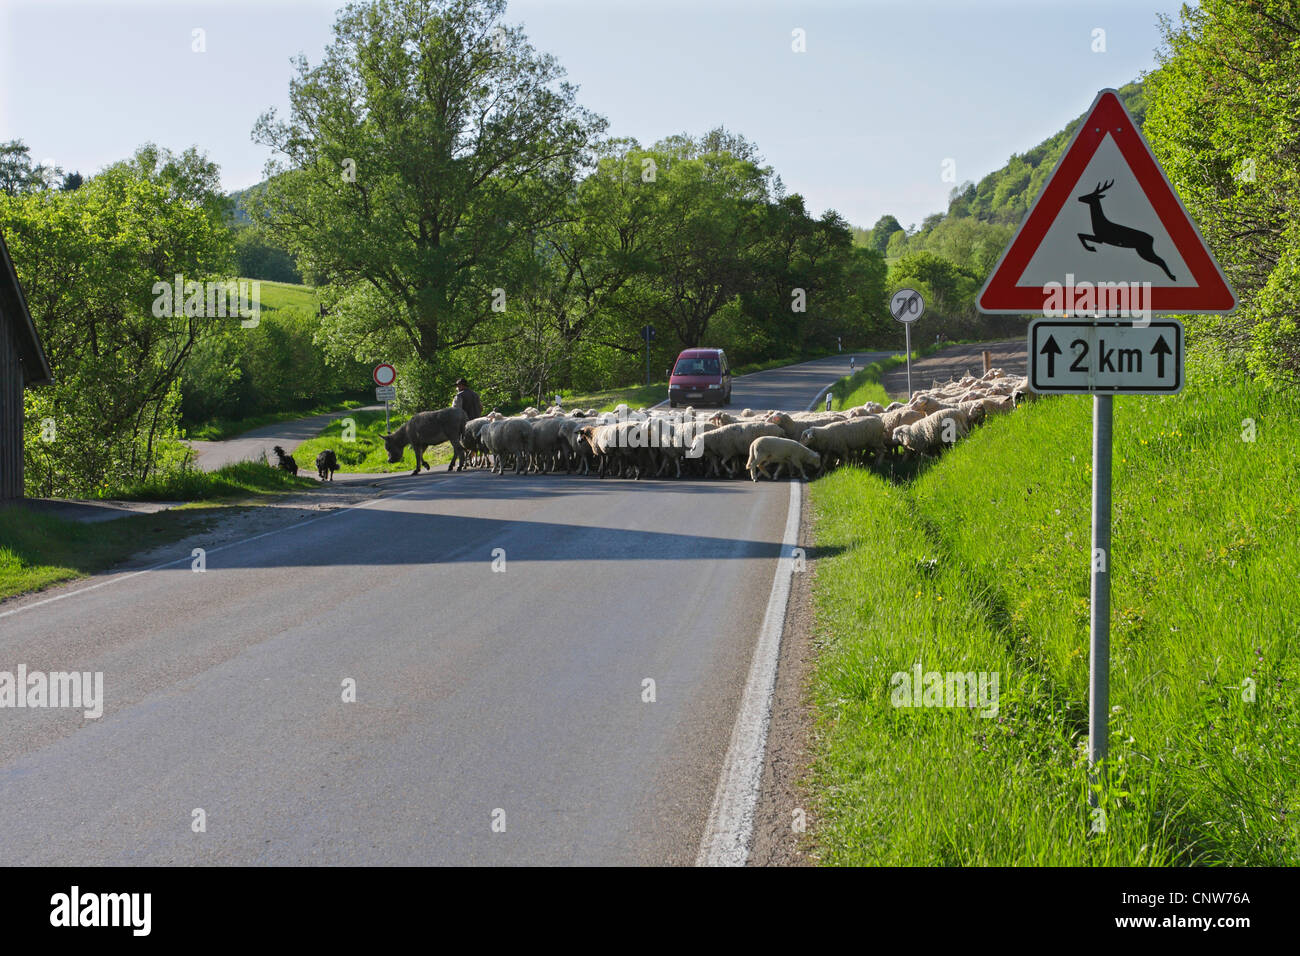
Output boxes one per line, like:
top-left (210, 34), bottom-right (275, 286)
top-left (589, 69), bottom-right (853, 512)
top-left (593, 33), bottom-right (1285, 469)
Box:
top-left (674, 357), bottom-right (720, 376)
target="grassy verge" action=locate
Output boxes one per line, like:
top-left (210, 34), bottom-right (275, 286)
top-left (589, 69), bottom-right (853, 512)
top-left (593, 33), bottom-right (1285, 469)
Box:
top-left (102, 460), bottom-right (319, 501)
top-left (1, 457), bottom-right (328, 598)
top-left (806, 356), bottom-right (1300, 865)
top-left (0, 506), bottom-right (235, 601)
top-left (827, 340), bottom-right (959, 410)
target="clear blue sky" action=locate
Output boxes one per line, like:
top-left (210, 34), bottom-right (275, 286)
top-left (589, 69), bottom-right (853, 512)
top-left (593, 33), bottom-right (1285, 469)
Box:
top-left (0, 0), bottom-right (1188, 230)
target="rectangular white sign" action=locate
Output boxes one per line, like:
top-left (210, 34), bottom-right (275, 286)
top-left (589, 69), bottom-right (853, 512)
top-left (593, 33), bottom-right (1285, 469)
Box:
top-left (1028, 319), bottom-right (1183, 394)
top-left (375, 385), bottom-right (396, 401)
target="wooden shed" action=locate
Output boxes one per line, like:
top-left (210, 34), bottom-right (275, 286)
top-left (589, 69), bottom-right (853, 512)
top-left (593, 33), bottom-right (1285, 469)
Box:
top-left (0, 228), bottom-right (52, 499)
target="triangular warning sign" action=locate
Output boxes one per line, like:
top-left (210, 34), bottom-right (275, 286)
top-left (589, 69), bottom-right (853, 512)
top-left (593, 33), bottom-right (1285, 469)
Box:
top-left (979, 89), bottom-right (1235, 314)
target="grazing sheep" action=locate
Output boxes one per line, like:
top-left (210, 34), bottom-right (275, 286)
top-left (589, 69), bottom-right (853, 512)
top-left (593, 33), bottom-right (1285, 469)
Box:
top-left (272, 446), bottom-right (299, 475)
top-left (880, 405), bottom-right (926, 438)
top-left (894, 407), bottom-right (975, 458)
top-left (747, 436), bottom-right (821, 481)
top-left (315, 449), bottom-right (339, 481)
top-left (798, 416), bottom-right (888, 471)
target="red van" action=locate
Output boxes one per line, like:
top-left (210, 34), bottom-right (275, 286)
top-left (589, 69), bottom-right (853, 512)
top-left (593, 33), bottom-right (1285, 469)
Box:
top-left (668, 348), bottom-right (732, 407)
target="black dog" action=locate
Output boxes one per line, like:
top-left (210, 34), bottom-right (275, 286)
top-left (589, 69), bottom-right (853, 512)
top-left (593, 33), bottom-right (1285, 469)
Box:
top-left (272, 445), bottom-right (299, 475)
top-left (315, 449), bottom-right (339, 481)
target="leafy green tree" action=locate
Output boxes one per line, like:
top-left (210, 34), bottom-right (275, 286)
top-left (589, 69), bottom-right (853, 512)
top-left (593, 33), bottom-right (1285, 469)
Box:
top-left (629, 141), bottom-right (770, 347)
top-left (866, 214), bottom-right (902, 254)
top-left (251, 0), bottom-right (606, 406)
top-left (3, 147), bottom-right (233, 494)
top-left (1145, 0), bottom-right (1300, 385)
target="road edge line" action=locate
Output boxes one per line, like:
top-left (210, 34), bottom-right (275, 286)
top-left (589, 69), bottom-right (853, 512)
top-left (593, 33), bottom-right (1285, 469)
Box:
top-left (694, 381), bottom-right (837, 866)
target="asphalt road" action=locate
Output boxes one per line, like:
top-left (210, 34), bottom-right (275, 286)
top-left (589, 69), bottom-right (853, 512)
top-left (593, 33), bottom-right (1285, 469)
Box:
top-left (0, 353), bottom-right (889, 865)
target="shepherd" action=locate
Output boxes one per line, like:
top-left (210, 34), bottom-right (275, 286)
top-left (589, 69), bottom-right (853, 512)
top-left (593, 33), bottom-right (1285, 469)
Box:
top-left (453, 377), bottom-right (482, 421)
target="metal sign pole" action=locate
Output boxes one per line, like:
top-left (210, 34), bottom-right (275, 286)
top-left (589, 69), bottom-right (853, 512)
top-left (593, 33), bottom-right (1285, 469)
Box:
top-left (385, 401), bottom-right (390, 436)
top-left (905, 322), bottom-right (913, 396)
top-left (1088, 393), bottom-right (1113, 806)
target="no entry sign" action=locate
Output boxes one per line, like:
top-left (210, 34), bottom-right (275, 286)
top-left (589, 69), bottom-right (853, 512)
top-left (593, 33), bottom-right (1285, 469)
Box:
top-left (373, 364), bottom-right (396, 387)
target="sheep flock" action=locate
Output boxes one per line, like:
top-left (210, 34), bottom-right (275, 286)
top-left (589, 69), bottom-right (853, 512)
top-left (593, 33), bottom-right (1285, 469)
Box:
top-left (449, 366), bottom-right (1034, 482)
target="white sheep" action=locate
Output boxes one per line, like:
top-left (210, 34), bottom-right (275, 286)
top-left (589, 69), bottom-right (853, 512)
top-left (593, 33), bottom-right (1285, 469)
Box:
top-left (746, 436), bottom-right (821, 481)
top-left (798, 416), bottom-right (888, 470)
top-left (894, 407), bottom-right (975, 458)
top-left (689, 421), bottom-right (784, 478)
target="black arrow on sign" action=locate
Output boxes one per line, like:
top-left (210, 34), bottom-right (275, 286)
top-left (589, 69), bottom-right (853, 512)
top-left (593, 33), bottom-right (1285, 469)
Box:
top-left (1150, 334), bottom-right (1172, 377)
top-left (1040, 334), bottom-right (1062, 378)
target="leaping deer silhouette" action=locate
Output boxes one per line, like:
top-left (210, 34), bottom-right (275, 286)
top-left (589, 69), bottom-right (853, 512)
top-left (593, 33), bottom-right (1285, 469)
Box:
top-left (1077, 179), bottom-right (1176, 281)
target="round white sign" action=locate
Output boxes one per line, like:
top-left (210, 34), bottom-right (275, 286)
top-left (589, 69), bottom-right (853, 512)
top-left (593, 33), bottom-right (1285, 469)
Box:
top-left (890, 289), bottom-right (925, 323)
top-left (373, 364), bottom-right (397, 387)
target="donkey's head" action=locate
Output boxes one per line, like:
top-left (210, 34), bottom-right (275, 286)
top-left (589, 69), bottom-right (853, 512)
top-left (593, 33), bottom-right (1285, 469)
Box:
top-left (381, 430), bottom-right (404, 463)
top-left (1077, 179), bottom-right (1115, 204)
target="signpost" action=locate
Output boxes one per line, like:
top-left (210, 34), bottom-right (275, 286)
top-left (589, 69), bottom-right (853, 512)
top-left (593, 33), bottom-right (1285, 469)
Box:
top-left (890, 288), bottom-right (924, 396)
top-left (373, 364), bottom-right (397, 434)
top-left (978, 89), bottom-right (1235, 813)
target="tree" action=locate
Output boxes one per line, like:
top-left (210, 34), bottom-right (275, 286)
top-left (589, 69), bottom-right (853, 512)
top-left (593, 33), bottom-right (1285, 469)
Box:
top-left (867, 214), bottom-right (903, 254)
top-left (3, 146), bottom-right (233, 494)
top-left (251, 0), bottom-right (606, 405)
top-left (0, 140), bottom-right (59, 196)
top-left (629, 143), bottom-right (771, 347)
top-left (1146, 0), bottom-right (1300, 385)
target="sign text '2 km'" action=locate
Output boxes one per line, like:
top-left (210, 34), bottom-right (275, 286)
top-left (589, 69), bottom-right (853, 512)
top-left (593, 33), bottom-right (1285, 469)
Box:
top-left (1029, 319), bottom-right (1182, 394)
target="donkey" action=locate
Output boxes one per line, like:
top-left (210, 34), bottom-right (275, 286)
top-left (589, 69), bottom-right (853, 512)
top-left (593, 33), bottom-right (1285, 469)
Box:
top-left (381, 407), bottom-right (468, 475)
top-left (1077, 179), bottom-right (1176, 281)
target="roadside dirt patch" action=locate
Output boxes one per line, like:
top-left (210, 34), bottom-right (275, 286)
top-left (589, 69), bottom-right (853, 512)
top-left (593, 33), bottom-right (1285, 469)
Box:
top-left (881, 338), bottom-right (1027, 398)
top-left (748, 484), bottom-right (820, 866)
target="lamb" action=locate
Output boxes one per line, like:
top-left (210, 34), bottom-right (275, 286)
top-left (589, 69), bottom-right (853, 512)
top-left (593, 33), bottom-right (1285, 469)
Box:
top-left (746, 436), bottom-right (821, 481)
top-left (314, 449), bottom-right (339, 481)
top-left (688, 421), bottom-right (783, 478)
top-left (272, 445), bottom-right (299, 475)
top-left (798, 416), bottom-right (888, 471)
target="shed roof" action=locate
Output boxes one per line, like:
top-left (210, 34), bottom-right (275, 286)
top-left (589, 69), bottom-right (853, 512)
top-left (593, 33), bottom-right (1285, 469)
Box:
top-left (0, 227), bottom-right (52, 386)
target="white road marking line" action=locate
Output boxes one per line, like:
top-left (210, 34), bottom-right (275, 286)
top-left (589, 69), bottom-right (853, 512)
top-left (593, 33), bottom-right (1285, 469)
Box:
top-left (695, 383), bottom-right (837, 866)
top-left (0, 481), bottom-right (433, 621)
